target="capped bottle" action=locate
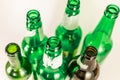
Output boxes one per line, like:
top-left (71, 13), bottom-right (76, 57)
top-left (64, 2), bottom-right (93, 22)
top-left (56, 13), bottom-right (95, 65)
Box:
top-left (5, 43), bottom-right (32, 80)
top-left (81, 4), bottom-right (120, 64)
top-left (55, 0), bottom-right (82, 63)
top-left (37, 36), bottom-right (67, 80)
top-left (21, 9), bottom-right (47, 80)
top-left (67, 46), bottom-right (99, 80)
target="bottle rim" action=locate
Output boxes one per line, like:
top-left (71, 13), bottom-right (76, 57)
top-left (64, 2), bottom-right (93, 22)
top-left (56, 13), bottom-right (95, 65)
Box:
top-left (26, 9), bottom-right (42, 31)
top-left (27, 9), bottom-right (40, 20)
top-left (85, 46), bottom-right (97, 58)
top-left (46, 36), bottom-right (61, 52)
top-left (5, 43), bottom-right (20, 55)
top-left (67, 0), bottom-right (80, 10)
top-left (104, 4), bottom-right (120, 19)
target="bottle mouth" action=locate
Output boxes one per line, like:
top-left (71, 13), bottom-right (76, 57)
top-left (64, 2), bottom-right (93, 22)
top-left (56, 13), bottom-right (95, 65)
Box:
top-left (47, 36), bottom-right (61, 51)
top-left (84, 46), bottom-right (97, 59)
top-left (26, 9), bottom-right (41, 31)
top-left (5, 43), bottom-right (20, 55)
top-left (67, 0), bottom-right (80, 10)
top-left (104, 4), bottom-right (120, 19)
top-left (66, 0), bottom-right (80, 16)
top-left (27, 9), bottom-right (40, 19)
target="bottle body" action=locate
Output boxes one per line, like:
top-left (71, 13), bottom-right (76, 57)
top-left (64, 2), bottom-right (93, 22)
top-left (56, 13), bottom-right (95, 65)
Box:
top-left (37, 36), bottom-right (67, 80)
top-left (5, 43), bottom-right (32, 80)
top-left (81, 4), bottom-right (120, 64)
top-left (81, 32), bottom-right (112, 63)
top-left (56, 25), bottom-right (82, 62)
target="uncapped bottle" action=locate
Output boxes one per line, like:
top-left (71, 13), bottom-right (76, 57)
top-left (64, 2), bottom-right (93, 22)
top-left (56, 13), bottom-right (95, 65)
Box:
top-left (67, 46), bottom-right (99, 80)
top-left (81, 4), bottom-right (120, 64)
top-left (21, 9), bottom-right (47, 80)
top-left (37, 36), bottom-right (67, 80)
top-left (55, 0), bottom-right (82, 63)
top-left (5, 42), bottom-right (32, 80)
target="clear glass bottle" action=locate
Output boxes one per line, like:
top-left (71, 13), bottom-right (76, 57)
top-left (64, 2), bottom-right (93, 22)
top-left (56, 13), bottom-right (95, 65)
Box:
top-left (68, 46), bottom-right (99, 80)
top-left (81, 4), bottom-right (120, 64)
top-left (37, 36), bottom-right (67, 80)
top-left (21, 9), bottom-right (47, 80)
top-left (5, 42), bottom-right (32, 80)
top-left (55, 0), bottom-right (82, 63)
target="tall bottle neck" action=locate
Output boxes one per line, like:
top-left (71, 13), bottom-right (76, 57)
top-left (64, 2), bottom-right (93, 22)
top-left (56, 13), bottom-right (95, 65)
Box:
top-left (61, 13), bottom-right (80, 30)
top-left (8, 52), bottom-right (22, 69)
top-left (26, 9), bottom-right (45, 41)
top-left (93, 4), bottom-right (120, 37)
top-left (61, 0), bottom-right (80, 30)
top-left (93, 15), bottom-right (116, 37)
top-left (32, 27), bottom-right (45, 41)
top-left (6, 43), bottom-right (22, 69)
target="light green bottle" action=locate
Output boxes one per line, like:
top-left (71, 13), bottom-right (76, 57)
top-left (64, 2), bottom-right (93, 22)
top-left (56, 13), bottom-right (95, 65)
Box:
top-left (81, 4), bottom-right (120, 64)
top-left (67, 46), bottom-right (99, 80)
top-left (55, 0), bottom-right (82, 63)
top-left (37, 36), bottom-right (67, 80)
top-left (21, 10), bottom-right (47, 80)
top-left (5, 43), bottom-right (32, 80)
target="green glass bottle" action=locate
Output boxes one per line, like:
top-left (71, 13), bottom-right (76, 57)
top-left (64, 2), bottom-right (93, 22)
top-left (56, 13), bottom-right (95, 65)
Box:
top-left (55, 0), bottom-right (82, 63)
top-left (21, 10), bottom-right (47, 80)
top-left (5, 43), bottom-right (32, 80)
top-left (67, 46), bottom-right (99, 80)
top-left (37, 36), bottom-right (67, 80)
top-left (81, 4), bottom-right (120, 64)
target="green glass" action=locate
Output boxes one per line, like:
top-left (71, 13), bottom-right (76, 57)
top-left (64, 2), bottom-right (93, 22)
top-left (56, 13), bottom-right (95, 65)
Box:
top-left (37, 36), bottom-right (67, 80)
top-left (5, 43), bottom-right (32, 80)
top-left (55, 0), bottom-right (82, 63)
top-left (67, 46), bottom-right (99, 80)
top-left (81, 4), bottom-right (120, 64)
top-left (21, 10), bottom-right (47, 80)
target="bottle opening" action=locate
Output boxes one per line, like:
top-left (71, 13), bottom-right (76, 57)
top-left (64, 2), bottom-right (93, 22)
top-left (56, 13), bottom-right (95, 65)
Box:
top-left (27, 10), bottom-right (40, 19)
top-left (47, 36), bottom-right (61, 50)
top-left (69, 0), bottom-right (79, 5)
top-left (67, 0), bottom-right (80, 10)
top-left (26, 9), bottom-right (41, 31)
top-left (85, 46), bottom-right (97, 57)
top-left (6, 43), bottom-right (19, 54)
top-left (104, 4), bottom-right (120, 19)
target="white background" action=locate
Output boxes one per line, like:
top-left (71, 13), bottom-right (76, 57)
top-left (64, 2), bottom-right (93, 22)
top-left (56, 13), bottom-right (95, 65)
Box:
top-left (0, 0), bottom-right (120, 80)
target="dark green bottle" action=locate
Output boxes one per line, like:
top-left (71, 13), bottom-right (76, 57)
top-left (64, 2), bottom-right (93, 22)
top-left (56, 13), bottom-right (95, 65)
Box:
top-left (5, 43), bottom-right (32, 80)
top-left (67, 46), bottom-right (99, 80)
top-left (81, 4), bottom-right (120, 64)
top-left (21, 10), bottom-right (47, 80)
top-left (37, 36), bottom-right (67, 80)
top-left (55, 0), bottom-right (82, 63)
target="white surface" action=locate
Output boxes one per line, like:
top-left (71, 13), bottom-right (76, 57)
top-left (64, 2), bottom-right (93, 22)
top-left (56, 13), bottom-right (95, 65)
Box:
top-left (0, 0), bottom-right (120, 80)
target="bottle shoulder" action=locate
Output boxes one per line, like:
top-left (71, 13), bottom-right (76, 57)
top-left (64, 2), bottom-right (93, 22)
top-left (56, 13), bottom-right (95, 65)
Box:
top-left (56, 25), bottom-right (82, 35)
top-left (84, 32), bottom-right (113, 46)
top-left (37, 60), bottom-right (67, 80)
top-left (5, 62), bottom-right (31, 80)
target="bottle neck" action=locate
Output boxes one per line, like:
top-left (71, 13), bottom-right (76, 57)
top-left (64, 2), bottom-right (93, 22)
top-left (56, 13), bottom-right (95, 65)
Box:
top-left (77, 55), bottom-right (97, 71)
top-left (61, 13), bottom-right (80, 30)
top-left (7, 52), bottom-right (22, 69)
top-left (43, 52), bottom-right (63, 69)
top-left (30, 27), bottom-right (45, 47)
top-left (93, 15), bottom-right (116, 37)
